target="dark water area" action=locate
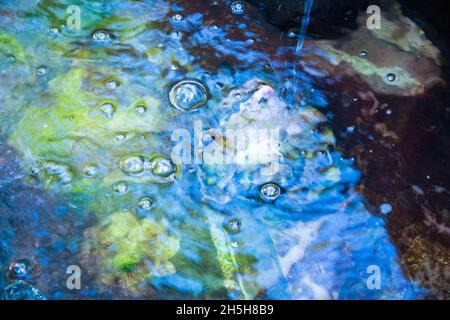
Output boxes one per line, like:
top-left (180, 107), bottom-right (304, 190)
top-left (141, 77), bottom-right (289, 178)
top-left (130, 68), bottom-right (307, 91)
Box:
top-left (0, 0), bottom-right (449, 300)
top-left (326, 78), bottom-right (450, 299)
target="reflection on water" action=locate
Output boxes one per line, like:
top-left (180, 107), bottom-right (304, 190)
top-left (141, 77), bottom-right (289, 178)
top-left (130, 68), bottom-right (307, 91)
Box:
top-left (0, 0), bottom-right (448, 299)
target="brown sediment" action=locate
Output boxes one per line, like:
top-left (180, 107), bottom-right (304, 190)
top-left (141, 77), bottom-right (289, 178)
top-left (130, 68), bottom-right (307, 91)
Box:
top-left (323, 74), bottom-right (450, 299)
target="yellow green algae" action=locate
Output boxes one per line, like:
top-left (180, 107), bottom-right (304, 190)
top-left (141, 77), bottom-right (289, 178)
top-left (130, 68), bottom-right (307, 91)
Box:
top-left (7, 65), bottom-right (184, 287)
top-left (9, 67), bottom-right (169, 192)
top-left (0, 34), bottom-right (27, 63)
top-left (83, 211), bottom-right (179, 292)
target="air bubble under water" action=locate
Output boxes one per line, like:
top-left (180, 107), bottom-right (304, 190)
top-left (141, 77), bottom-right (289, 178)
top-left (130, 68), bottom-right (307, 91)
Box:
top-left (168, 79), bottom-right (209, 111)
top-left (231, 1), bottom-right (246, 15)
top-left (135, 105), bottom-right (147, 115)
top-left (92, 30), bottom-right (110, 41)
top-left (380, 203), bottom-right (393, 215)
top-left (151, 157), bottom-right (175, 178)
top-left (114, 182), bottom-right (128, 195)
top-left (83, 164), bottom-right (98, 177)
top-left (8, 259), bottom-right (34, 279)
top-left (225, 218), bottom-right (242, 234)
top-left (170, 30), bottom-right (183, 40)
top-left (116, 133), bottom-right (126, 141)
top-left (171, 13), bottom-right (184, 22)
top-left (120, 155), bottom-right (145, 175)
top-left (44, 161), bottom-right (72, 184)
top-left (4, 281), bottom-right (45, 300)
top-left (36, 66), bottom-right (48, 76)
top-left (99, 103), bottom-right (115, 118)
top-left (137, 197), bottom-right (154, 210)
top-left (260, 183), bottom-right (281, 202)
top-left (386, 73), bottom-right (396, 82)
top-left (287, 30), bottom-right (298, 38)
top-left (105, 80), bottom-right (118, 90)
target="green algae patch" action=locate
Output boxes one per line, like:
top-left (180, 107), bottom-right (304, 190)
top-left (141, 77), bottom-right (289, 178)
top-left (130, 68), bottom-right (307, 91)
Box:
top-left (208, 213), bottom-right (261, 300)
top-left (8, 66), bottom-right (169, 198)
top-left (83, 211), bottom-right (179, 292)
top-left (0, 33), bottom-right (27, 63)
top-left (6, 64), bottom-right (189, 293)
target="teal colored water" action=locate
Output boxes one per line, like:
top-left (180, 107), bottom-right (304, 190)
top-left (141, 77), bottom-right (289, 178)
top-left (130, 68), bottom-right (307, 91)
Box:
top-left (0, 0), bottom-right (437, 299)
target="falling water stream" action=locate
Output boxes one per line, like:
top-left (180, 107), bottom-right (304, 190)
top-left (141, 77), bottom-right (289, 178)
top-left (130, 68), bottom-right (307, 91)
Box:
top-left (296, 0), bottom-right (314, 53)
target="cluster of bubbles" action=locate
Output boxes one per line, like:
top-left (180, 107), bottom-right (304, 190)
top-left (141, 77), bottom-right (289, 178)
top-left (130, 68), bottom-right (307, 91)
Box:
top-left (3, 281), bottom-right (45, 300)
top-left (43, 161), bottom-right (73, 184)
top-left (39, 152), bottom-right (171, 214)
top-left (98, 78), bottom-right (143, 120)
top-left (170, 78), bottom-right (286, 236)
top-left (119, 154), bottom-right (179, 182)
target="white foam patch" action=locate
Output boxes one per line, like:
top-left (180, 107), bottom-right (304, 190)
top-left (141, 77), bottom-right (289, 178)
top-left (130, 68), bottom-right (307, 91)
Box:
top-left (302, 275), bottom-right (331, 300)
top-left (277, 218), bottom-right (326, 277)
